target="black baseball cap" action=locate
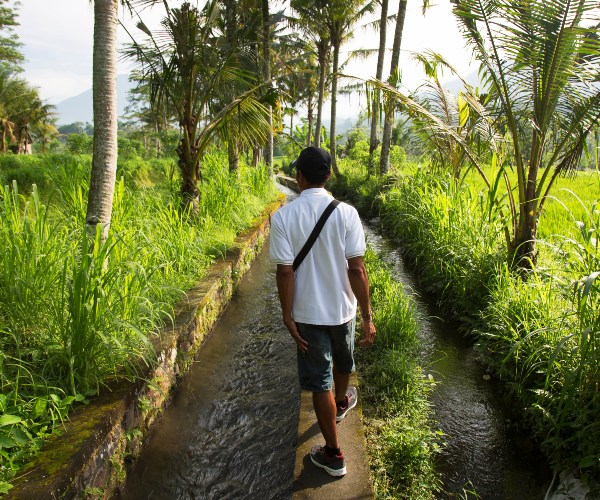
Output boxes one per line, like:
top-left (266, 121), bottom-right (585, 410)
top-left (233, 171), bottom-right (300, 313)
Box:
top-left (295, 147), bottom-right (332, 176)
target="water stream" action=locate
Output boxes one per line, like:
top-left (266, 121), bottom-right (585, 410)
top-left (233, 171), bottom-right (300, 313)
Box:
top-left (117, 185), bottom-right (551, 499)
top-left (116, 216), bottom-right (300, 499)
top-left (362, 220), bottom-right (552, 499)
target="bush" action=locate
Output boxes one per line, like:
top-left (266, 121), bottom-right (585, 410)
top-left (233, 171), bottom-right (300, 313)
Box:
top-left (65, 133), bottom-right (93, 155)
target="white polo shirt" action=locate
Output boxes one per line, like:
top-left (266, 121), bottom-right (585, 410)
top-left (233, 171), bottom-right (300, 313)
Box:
top-left (269, 188), bottom-right (366, 325)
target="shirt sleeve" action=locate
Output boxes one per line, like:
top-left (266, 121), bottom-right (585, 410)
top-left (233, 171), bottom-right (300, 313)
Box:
top-left (344, 206), bottom-right (366, 259)
top-left (269, 211), bottom-right (295, 265)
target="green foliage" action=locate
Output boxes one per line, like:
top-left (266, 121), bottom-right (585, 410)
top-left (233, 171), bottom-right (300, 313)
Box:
top-left (0, 154), bottom-right (52, 190)
top-left (360, 248), bottom-right (442, 498)
top-left (117, 136), bottom-right (145, 159)
top-left (0, 152), bottom-right (278, 484)
top-left (378, 170), bottom-right (505, 320)
top-left (0, 0), bottom-right (24, 72)
top-left (65, 133), bottom-right (93, 155)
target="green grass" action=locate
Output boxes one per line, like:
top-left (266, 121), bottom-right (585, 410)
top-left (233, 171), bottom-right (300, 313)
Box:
top-left (360, 248), bottom-right (442, 499)
top-left (0, 151), bottom-right (279, 489)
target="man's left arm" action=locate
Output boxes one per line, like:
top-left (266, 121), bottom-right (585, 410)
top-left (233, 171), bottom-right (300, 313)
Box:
top-left (276, 264), bottom-right (308, 352)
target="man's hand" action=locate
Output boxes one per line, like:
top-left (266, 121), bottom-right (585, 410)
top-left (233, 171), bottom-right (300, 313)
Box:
top-left (276, 264), bottom-right (309, 351)
top-left (284, 317), bottom-right (309, 352)
top-left (358, 316), bottom-right (376, 348)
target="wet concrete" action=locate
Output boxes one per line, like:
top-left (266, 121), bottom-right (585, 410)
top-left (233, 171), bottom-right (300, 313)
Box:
top-left (292, 373), bottom-right (374, 500)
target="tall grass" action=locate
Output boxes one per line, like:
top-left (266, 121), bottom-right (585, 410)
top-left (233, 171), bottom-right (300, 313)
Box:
top-left (481, 196), bottom-right (600, 474)
top-left (360, 248), bottom-right (442, 499)
top-left (0, 151), bottom-right (279, 488)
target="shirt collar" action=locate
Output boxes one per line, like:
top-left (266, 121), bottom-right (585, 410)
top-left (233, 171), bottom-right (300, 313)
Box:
top-left (300, 187), bottom-right (328, 196)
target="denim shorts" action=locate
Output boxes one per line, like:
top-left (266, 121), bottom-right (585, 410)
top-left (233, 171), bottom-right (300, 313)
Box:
top-left (296, 319), bottom-right (355, 392)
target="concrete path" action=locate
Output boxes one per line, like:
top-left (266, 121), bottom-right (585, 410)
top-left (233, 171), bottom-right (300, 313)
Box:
top-left (292, 374), bottom-right (374, 499)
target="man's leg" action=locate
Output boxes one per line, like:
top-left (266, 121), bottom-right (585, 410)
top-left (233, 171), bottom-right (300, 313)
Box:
top-left (333, 366), bottom-right (350, 405)
top-left (312, 390), bottom-right (338, 449)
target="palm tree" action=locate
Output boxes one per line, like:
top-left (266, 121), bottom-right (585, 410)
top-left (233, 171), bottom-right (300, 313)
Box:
top-left (86, 0), bottom-right (119, 241)
top-left (410, 51), bottom-right (497, 181)
top-left (261, 0), bottom-right (274, 171)
top-left (379, 0), bottom-right (406, 175)
top-left (376, 0), bottom-right (600, 270)
top-left (289, 0), bottom-right (331, 148)
top-left (368, 0), bottom-right (389, 174)
top-left (222, 0), bottom-right (241, 172)
top-left (124, 1), bottom-right (271, 212)
top-left (327, 0), bottom-right (374, 176)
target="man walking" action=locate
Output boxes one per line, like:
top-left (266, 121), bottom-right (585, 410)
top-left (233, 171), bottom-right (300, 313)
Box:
top-left (270, 147), bottom-right (376, 477)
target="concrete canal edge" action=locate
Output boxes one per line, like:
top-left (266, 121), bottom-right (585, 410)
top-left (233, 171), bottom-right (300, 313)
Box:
top-left (7, 193), bottom-right (285, 499)
top-left (278, 175), bottom-right (375, 499)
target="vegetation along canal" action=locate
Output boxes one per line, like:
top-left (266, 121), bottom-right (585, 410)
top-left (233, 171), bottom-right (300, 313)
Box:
top-left (118, 186), bottom-right (550, 498)
top-left (363, 221), bottom-right (552, 498)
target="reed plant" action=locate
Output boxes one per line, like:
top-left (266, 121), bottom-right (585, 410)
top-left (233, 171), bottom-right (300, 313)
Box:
top-left (0, 151), bottom-right (278, 487)
top-left (481, 195), bottom-right (600, 475)
top-left (377, 170), bottom-right (505, 322)
top-left (359, 248), bottom-right (442, 499)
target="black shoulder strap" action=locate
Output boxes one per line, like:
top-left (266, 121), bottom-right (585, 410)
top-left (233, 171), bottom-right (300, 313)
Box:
top-left (293, 199), bottom-right (340, 272)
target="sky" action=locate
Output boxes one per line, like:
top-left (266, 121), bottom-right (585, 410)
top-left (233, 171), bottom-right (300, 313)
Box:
top-left (17, 1), bottom-right (477, 117)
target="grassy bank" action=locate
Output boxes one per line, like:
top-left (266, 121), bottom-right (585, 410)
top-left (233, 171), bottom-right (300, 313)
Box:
top-left (360, 248), bottom-right (442, 499)
top-left (330, 157), bottom-right (600, 485)
top-left (0, 153), bottom-right (278, 492)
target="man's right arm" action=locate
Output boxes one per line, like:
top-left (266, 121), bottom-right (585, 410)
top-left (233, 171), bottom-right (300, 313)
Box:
top-left (347, 256), bottom-right (376, 347)
top-left (276, 264), bottom-right (308, 352)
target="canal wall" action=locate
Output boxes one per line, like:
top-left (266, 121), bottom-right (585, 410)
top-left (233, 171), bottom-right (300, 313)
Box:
top-left (7, 194), bottom-right (285, 499)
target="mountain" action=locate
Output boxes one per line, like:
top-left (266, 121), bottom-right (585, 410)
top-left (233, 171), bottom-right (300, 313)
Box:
top-left (54, 74), bottom-right (134, 125)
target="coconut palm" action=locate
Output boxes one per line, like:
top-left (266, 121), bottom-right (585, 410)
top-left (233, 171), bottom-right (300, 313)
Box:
top-left (124, 1), bottom-right (271, 212)
top-left (327, 0), bottom-right (375, 176)
top-left (289, 0), bottom-right (331, 148)
top-left (86, 0), bottom-right (119, 240)
top-left (410, 51), bottom-right (499, 181)
top-left (374, 0), bottom-right (600, 269)
top-left (261, 0), bottom-right (274, 171)
top-left (368, 0), bottom-right (389, 174)
top-left (379, 0), bottom-right (406, 175)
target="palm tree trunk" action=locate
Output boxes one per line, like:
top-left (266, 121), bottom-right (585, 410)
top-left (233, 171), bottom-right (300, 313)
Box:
top-left (225, 0), bottom-right (240, 173)
top-left (86, 0), bottom-right (118, 241)
top-left (369, 0), bottom-right (388, 174)
top-left (261, 0), bottom-right (273, 173)
top-left (330, 39), bottom-right (341, 177)
top-left (306, 93), bottom-right (314, 147)
top-left (379, 0), bottom-right (406, 176)
top-left (177, 125), bottom-right (200, 214)
top-left (314, 41), bottom-right (328, 148)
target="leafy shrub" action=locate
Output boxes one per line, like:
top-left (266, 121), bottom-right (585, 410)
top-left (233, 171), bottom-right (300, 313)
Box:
top-left (65, 133), bottom-right (93, 155)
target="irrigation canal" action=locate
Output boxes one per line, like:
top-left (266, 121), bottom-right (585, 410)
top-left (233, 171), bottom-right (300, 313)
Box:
top-left (117, 185), bottom-right (551, 499)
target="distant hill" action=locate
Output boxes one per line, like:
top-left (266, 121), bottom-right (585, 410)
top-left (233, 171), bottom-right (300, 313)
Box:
top-left (54, 74), bottom-right (134, 125)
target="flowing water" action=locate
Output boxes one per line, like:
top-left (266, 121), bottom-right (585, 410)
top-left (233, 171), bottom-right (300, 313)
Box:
top-left (116, 202), bottom-right (300, 499)
top-left (118, 185), bottom-right (551, 499)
